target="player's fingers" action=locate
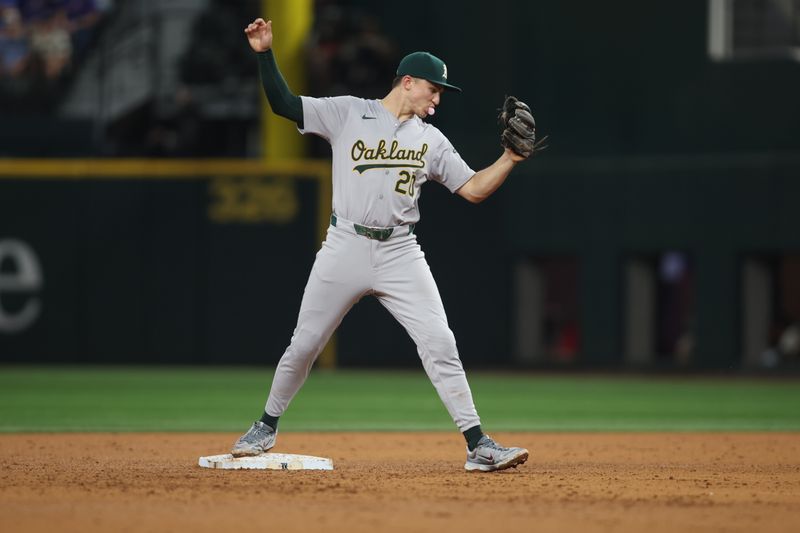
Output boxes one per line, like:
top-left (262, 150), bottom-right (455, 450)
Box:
top-left (245, 18), bottom-right (270, 35)
top-left (250, 19), bottom-right (270, 31)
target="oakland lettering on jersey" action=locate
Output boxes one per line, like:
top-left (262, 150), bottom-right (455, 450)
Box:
top-left (351, 139), bottom-right (427, 174)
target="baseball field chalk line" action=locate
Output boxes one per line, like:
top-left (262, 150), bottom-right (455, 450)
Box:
top-left (198, 453), bottom-right (334, 470)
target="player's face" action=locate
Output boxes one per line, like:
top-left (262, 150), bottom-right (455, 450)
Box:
top-left (408, 78), bottom-right (443, 118)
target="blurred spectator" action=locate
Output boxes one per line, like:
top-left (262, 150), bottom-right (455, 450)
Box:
top-left (657, 251), bottom-right (694, 361)
top-left (16, 0), bottom-right (47, 22)
top-left (307, 2), bottom-right (397, 98)
top-left (144, 86), bottom-right (201, 157)
top-left (29, 7), bottom-right (72, 80)
top-left (0, 1), bottom-right (29, 78)
top-left (179, 0), bottom-right (259, 84)
top-left (761, 320), bottom-right (800, 368)
top-left (778, 323), bottom-right (800, 361)
top-left (306, 2), bottom-right (397, 156)
top-left (63, 0), bottom-right (101, 58)
top-left (305, 3), bottom-right (345, 95)
top-left (329, 12), bottom-right (396, 97)
top-left (1, 0), bottom-right (105, 102)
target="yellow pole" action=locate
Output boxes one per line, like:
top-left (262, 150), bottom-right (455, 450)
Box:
top-left (259, 0), bottom-right (336, 368)
top-left (260, 0), bottom-right (312, 160)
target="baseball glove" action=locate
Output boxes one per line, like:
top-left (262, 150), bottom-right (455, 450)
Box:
top-left (498, 96), bottom-right (548, 158)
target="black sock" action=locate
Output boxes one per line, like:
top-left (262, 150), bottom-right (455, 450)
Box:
top-left (259, 412), bottom-right (279, 430)
top-left (463, 425), bottom-right (483, 451)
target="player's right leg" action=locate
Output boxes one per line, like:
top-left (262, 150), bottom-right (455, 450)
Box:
top-left (231, 226), bottom-right (372, 456)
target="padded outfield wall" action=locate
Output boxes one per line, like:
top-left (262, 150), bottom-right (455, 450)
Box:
top-left (3, 0), bottom-right (800, 368)
top-left (2, 157), bottom-right (800, 369)
top-left (0, 160), bottom-right (331, 366)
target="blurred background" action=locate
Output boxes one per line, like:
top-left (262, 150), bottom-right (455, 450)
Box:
top-left (1, 0), bottom-right (799, 372)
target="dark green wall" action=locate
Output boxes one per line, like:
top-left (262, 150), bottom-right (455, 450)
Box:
top-left (355, 0), bottom-right (800, 159)
top-left (340, 0), bottom-right (800, 367)
top-left (0, 179), bottom-right (318, 364)
top-left (0, 177), bottom-right (508, 368)
top-left (3, 1), bottom-right (799, 368)
top-left (503, 154), bottom-right (800, 366)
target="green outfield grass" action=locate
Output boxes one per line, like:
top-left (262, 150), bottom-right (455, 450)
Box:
top-left (0, 366), bottom-right (798, 432)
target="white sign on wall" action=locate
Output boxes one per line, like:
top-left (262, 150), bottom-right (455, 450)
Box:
top-left (0, 239), bottom-right (43, 333)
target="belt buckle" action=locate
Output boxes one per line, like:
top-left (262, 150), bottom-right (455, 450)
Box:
top-left (361, 227), bottom-right (391, 240)
top-left (369, 228), bottom-right (392, 241)
top-left (354, 223), bottom-right (393, 241)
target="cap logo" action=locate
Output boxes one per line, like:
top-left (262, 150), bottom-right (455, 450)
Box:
top-left (442, 63), bottom-right (448, 80)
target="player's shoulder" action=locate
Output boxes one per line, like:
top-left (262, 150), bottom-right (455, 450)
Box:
top-left (303, 94), bottom-right (363, 107)
top-left (360, 98), bottom-right (385, 115)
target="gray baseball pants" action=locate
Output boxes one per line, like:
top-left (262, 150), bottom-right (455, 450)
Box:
top-left (264, 218), bottom-right (481, 432)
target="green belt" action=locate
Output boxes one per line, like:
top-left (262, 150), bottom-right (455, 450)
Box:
top-left (330, 214), bottom-right (414, 241)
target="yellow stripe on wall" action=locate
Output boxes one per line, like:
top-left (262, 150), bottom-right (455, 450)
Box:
top-left (0, 158), bottom-right (329, 178)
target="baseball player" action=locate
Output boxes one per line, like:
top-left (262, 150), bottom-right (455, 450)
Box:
top-left (233, 18), bottom-right (543, 472)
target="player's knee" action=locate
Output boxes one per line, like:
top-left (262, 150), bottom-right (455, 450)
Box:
top-left (286, 328), bottom-right (327, 361)
top-left (421, 327), bottom-right (458, 360)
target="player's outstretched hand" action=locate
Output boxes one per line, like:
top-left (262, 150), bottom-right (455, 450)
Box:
top-left (245, 18), bottom-right (273, 52)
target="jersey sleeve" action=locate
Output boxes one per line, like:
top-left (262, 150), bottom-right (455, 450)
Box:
top-left (428, 138), bottom-right (475, 193)
top-left (298, 95), bottom-right (360, 142)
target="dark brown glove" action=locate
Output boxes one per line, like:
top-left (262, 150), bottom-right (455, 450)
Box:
top-left (498, 96), bottom-right (548, 158)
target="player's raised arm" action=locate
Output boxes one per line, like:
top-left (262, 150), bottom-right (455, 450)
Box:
top-left (245, 18), bottom-right (303, 127)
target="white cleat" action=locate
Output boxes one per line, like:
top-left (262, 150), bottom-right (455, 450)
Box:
top-left (231, 421), bottom-right (277, 457)
top-left (464, 434), bottom-right (528, 472)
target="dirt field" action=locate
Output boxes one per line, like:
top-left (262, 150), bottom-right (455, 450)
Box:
top-left (1, 432), bottom-right (798, 532)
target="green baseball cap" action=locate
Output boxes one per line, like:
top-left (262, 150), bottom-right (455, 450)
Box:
top-left (396, 51), bottom-right (462, 92)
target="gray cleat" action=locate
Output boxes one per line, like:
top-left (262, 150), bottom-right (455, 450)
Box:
top-left (464, 434), bottom-right (529, 472)
top-left (231, 421), bottom-right (277, 457)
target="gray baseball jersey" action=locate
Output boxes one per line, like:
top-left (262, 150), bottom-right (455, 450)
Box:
top-left (262, 96), bottom-right (481, 433)
top-left (299, 95), bottom-right (475, 227)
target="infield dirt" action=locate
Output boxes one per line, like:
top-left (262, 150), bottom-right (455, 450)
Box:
top-left (1, 432), bottom-right (798, 532)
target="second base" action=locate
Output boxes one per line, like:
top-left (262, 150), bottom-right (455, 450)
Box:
top-left (198, 453), bottom-right (334, 470)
